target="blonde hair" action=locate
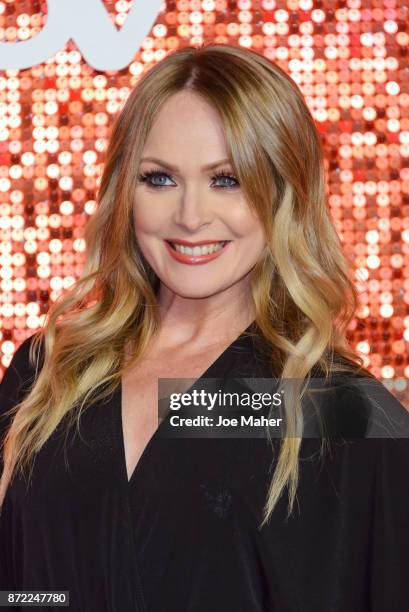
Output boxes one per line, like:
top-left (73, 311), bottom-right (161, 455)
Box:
top-left (1, 44), bottom-right (369, 526)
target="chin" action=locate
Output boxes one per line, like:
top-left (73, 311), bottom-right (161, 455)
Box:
top-left (164, 282), bottom-right (226, 300)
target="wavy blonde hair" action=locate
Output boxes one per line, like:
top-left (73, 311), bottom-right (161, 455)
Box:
top-left (1, 43), bottom-right (369, 526)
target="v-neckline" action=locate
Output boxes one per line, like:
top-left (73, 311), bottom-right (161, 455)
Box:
top-left (116, 321), bottom-right (256, 489)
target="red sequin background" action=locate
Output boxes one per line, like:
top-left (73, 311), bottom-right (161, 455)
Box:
top-left (0, 1), bottom-right (408, 402)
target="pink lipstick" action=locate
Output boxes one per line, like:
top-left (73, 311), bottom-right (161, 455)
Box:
top-left (164, 240), bottom-right (231, 265)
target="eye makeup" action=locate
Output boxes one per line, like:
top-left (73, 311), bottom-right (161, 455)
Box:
top-left (137, 167), bottom-right (240, 190)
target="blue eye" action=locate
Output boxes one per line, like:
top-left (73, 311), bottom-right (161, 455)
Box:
top-left (137, 169), bottom-right (240, 190)
top-left (138, 171), bottom-right (172, 188)
top-left (213, 172), bottom-right (239, 189)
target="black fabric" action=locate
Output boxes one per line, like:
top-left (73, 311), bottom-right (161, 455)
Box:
top-left (1, 328), bottom-right (409, 611)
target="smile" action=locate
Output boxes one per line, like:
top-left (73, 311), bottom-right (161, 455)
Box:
top-left (164, 240), bottom-right (231, 265)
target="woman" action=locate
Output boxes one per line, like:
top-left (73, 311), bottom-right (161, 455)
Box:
top-left (1, 43), bottom-right (408, 611)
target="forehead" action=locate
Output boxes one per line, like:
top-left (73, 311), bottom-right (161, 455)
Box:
top-left (143, 91), bottom-right (228, 158)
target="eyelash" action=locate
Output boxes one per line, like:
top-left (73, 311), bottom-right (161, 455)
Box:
top-left (137, 168), bottom-right (240, 190)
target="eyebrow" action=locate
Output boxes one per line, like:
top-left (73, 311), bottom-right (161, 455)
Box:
top-left (139, 157), bottom-right (232, 172)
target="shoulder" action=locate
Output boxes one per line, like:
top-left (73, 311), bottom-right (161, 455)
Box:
top-left (306, 364), bottom-right (409, 440)
top-left (0, 332), bottom-right (45, 433)
top-left (226, 330), bottom-right (409, 440)
top-left (0, 333), bottom-right (44, 393)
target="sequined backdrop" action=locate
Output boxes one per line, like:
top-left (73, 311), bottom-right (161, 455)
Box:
top-left (0, 1), bottom-right (408, 395)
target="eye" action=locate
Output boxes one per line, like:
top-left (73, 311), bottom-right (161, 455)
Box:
top-left (137, 170), bottom-right (173, 188)
top-left (137, 168), bottom-right (240, 190)
top-left (211, 171), bottom-right (240, 189)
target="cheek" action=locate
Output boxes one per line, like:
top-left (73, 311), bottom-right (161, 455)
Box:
top-left (242, 230), bottom-right (266, 261)
top-left (133, 199), bottom-right (164, 235)
top-left (228, 201), bottom-right (263, 233)
top-left (233, 210), bottom-right (266, 250)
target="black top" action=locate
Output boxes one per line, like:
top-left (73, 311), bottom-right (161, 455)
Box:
top-left (1, 326), bottom-right (409, 612)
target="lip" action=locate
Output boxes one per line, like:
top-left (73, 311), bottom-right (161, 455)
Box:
top-left (164, 240), bottom-right (231, 265)
top-left (166, 238), bottom-right (228, 247)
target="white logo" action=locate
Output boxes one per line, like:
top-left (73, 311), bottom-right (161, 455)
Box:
top-left (0, 0), bottom-right (163, 71)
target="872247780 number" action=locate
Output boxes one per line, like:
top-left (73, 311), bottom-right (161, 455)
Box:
top-left (0, 591), bottom-right (69, 607)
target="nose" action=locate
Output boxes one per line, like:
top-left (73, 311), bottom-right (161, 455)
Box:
top-left (174, 186), bottom-right (213, 231)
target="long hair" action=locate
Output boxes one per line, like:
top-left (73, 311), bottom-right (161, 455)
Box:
top-left (0, 44), bottom-right (369, 525)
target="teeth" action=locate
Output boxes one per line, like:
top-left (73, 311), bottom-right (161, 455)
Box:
top-left (170, 241), bottom-right (226, 256)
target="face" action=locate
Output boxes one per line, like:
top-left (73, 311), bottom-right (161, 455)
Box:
top-left (133, 90), bottom-right (266, 301)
